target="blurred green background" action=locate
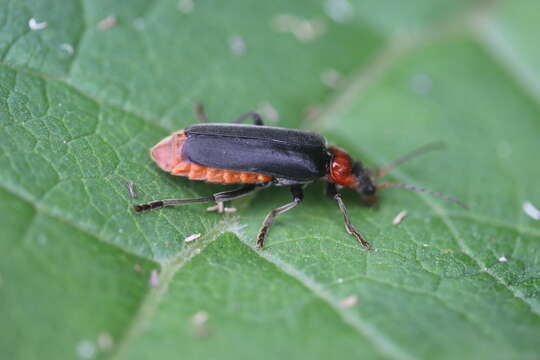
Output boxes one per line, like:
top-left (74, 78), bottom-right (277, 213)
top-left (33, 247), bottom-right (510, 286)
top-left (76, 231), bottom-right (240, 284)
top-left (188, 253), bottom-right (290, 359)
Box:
top-left (1, 1), bottom-right (539, 359)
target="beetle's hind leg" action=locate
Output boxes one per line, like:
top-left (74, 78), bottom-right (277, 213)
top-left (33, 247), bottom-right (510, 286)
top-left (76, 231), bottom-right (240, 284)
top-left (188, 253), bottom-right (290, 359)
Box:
top-left (233, 111), bottom-right (264, 126)
top-left (257, 185), bottom-right (303, 249)
top-left (326, 183), bottom-right (371, 249)
top-left (133, 184), bottom-right (257, 213)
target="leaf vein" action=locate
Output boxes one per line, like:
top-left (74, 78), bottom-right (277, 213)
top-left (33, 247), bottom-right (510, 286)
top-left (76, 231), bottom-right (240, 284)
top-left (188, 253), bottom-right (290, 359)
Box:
top-left (231, 227), bottom-right (416, 360)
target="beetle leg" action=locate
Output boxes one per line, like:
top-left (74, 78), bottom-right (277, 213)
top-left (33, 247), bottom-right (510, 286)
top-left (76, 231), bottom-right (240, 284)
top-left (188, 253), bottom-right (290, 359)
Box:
top-left (233, 111), bottom-right (264, 126)
top-left (195, 103), bottom-right (209, 123)
top-left (326, 183), bottom-right (371, 249)
top-left (257, 185), bottom-right (303, 249)
top-left (133, 184), bottom-right (257, 213)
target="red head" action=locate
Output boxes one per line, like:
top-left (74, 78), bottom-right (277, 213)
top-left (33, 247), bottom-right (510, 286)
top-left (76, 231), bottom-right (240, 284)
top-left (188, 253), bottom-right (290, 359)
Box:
top-left (327, 147), bottom-right (376, 196)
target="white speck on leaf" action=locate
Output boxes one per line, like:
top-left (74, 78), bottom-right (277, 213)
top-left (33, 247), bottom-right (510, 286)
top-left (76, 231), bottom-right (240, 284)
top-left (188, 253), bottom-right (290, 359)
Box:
top-left (98, 15), bottom-right (117, 30)
top-left (320, 69), bottom-right (341, 88)
top-left (191, 311), bottom-right (209, 325)
top-left (149, 270), bottom-right (159, 287)
top-left (178, 0), bottom-right (194, 13)
top-left (392, 210), bottom-right (407, 225)
top-left (498, 256), bottom-right (508, 263)
top-left (336, 278), bottom-right (343, 284)
top-left (184, 233), bottom-right (201, 243)
top-left (410, 73), bottom-right (432, 95)
top-left (523, 201), bottom-right (540, 220)
top-left (422, 243), bottom-right (429, 247)
top-left (207, 202), bottom-right (224, 213)
top-left (76, 340), bottom-right (96, 359)
top-left (229, 35), bottom-right (247, 55)
top-left (127, 181), bottom-right (137, 199)
top-left (324, 0), bottom-right (354, 23)
top-left (28, 18), bottom-right (48, 30)
top-left (97, 332), bottom-right (114, 351)
top-left (59, 43), bottom-right (74, 55)
top-left (272, 14), bottom-right (326, 42)
top-left (191, 311), bottom-right (210, 337)
top-left (207, 202), bottom-right (236, 213)
top-left (340, 295), bottom-right (357, 308)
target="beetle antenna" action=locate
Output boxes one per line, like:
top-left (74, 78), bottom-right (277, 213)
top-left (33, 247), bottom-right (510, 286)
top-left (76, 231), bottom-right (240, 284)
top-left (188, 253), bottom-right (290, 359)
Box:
top-left (375, 142), bottom-right (445, 178)
top-left (377, 182), bottom-right (468, 209)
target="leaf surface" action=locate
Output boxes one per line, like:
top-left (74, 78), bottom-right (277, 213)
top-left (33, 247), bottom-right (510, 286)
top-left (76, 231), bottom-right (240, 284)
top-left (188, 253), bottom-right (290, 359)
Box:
top-left (1, 1), bottom-right (539, 359)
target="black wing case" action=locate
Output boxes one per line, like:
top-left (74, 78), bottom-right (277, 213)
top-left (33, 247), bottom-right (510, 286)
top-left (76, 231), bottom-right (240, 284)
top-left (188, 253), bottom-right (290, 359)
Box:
top-left (183, 124), bottom-right (331, 182)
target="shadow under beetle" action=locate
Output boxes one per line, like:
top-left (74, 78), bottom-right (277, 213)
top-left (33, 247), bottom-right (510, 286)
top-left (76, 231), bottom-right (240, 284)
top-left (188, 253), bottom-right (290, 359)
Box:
top-left (134, 106), bottom-right (466, 249)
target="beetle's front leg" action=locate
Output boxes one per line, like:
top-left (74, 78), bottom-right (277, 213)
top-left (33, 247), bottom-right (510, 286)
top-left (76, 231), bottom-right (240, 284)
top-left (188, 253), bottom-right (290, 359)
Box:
top-left (326, 183), bottom-right (371, 249)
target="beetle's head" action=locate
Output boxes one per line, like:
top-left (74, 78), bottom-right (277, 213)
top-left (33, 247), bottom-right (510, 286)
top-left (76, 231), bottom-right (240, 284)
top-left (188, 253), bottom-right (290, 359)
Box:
top-left (328, 147), bottom-right (377, 197)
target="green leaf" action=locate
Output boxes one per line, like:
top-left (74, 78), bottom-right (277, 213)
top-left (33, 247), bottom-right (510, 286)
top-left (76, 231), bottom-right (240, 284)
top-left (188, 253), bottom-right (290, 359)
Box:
top-left (1, 1), bottom-right (539, 359)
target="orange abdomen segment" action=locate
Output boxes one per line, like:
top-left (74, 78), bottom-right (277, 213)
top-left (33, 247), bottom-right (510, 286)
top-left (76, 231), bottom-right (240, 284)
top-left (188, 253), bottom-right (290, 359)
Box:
top-left (150, 130), bottom-right (273, 184)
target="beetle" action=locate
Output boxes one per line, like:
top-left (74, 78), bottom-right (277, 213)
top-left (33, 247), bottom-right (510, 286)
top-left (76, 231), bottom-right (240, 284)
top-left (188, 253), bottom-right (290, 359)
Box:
top-left (134, 107), bottom-right (466, 249)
